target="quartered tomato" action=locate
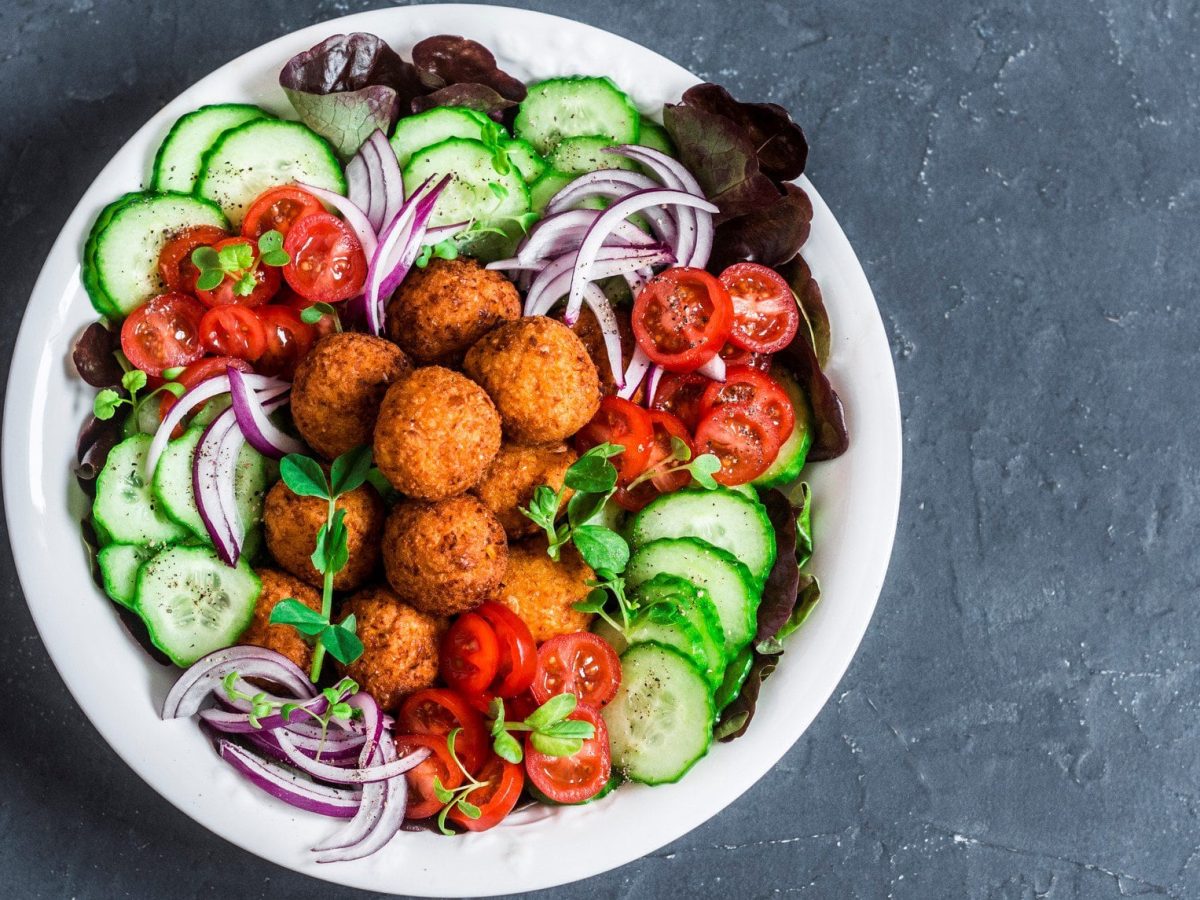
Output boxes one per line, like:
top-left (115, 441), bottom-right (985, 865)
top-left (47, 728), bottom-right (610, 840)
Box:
top-left (475, 602), bottom-right (538, 698)
top-left (119, 293), bottom-right (206, 377)
top-left (719, 262), bottom-right (800, 353)
top-left (158, 356), bottom-right (252, 422)
top-left (198, 305), bottom-right (267, 361)
top-left (531, 632), bottom-right (622, 708)
top-left (241, 186), bottom-right (324, 240)
top-left (614, 410), bottom-right (694, 512)
top-left (573, 395), bottom-right (654, 486)
top-left (157, 225), bottom-right (229, 294)
top-left (524, 703), bottom-right (611, 805)
top-left (194, 237), bottom-right (281, 308)
top-left (699, 366), bottom-right (795, 447)
top-left (282, 212), bottom-right (367, 304)
top-left (252, 305), bottom-right (316, 380)
top-left (649, 370), bottom-right (710, 432)
top-left (447, 755), bottom-right (524, 832)
top-left (692, 403), bottom-right (779, 486)
top-left (398, 688), bottom-right (489, 775)
top-left (631, 267), bottom-right (732, 372)
top-left (394, 733), bottom-right (463, 819)
top-left (440, 612), bottom-right (501, 696)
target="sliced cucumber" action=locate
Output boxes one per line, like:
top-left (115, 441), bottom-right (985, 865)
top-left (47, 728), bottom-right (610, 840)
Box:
top-left (529, 169), bottom-right (573, 214)
top-left (547, 135), bottom-right (638, 176)
top-left (82, 192), bottom-right (142, 318)
top-left (603, 642), bottom-right (714, 785)
top-left (390, 106), bottom-right (493, 170)
top-left (134, 545), bottom-right (261, 667)
top-left (625, 537), bottom-right (759, 654)
top-left (92, 192), bottom-right (228, 317)
top-left (714, 645), bottom-right (754, 714)
top-left (515, 77), bottom-right (640, 155)
top-left (631, 573), bottom-right (726, 690)
top-left (626, 487), bottom-right (777, 585)
top-left (753, 367), bottom-right (814, 489)
top-left (502, 138), bottom-right (548, 183)
top-left (403, 137), bottom-right (530, 229)
top-left (93, 434), bottom-right (191, 546)
top-left (196, 119), bottom-right (346, 225)
top-left (97, 543), bottom-right (156, 609)
top-left (637, 118), bottom-right (676, 157)
top-left (151, 104), bottom-right (271, 193)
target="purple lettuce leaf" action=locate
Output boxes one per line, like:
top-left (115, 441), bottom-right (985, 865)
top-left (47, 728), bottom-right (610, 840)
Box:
top-left (680, 83), bottom-right (807, 181)
top-left (72, 321), bottom-right (124, 388)
top-left (411, 36), bottom-right (526, 102)
top-left (411, 83), bottom-right (518, 123)
top-left (777, 254), bottom-right (831, 367)
top-left (709, 184), bottom-right (814, 271)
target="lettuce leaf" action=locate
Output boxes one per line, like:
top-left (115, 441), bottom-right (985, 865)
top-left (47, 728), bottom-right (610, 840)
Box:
top-left (411, 35), bottom-right (526, 102)
top-left (411, 83), bottom-right (518, 122)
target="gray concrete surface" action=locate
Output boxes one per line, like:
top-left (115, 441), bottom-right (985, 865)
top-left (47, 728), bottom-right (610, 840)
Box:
top-left (1, 0), bottom-right (1195, 897)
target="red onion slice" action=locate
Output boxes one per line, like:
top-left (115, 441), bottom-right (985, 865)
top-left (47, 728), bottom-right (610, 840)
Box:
top-left (314, 739), bottom-right (409, 863)
top-left (367, 129), bottom-right (405, 231)
top-left (298, 182), bottom-right (378, 261)
top-left (617, 345), bottom-right (652, 401)
top-left (525, 246), bottom-right (674, 318)
top-left (228, 368), bottom-right (306, 459)
top-left (582, 283), bottom-right (627, 389)
top-left (217, 740), bottom-right (361, 819)
top-left (274, 730), bottom-right (428, 784)
top-left (645, 365), bottom-right (665, 407)
top-left (364, 175), bottom-right (445, 335)
top-left (358, 137), bottom-right (387, 233)
top-left (607, 146), bottom-right (715, 267)
top-left (163, 646), bottom-right (315, 719)
top-left (544, 170), bottom-right (660, 215)
top-left (422, 221), bottom-right (469, 245)
top-left (696, 353), bottom-right (727, 382)
top-left (345, 153), bottom-right (371, 224)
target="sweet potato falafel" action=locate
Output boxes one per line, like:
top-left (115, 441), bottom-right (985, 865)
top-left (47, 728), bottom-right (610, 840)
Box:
top-left (239, 569), bottom-right (322, 671)
top-left (462, 316), bottom-right (600, 445)
top-left (373, 366), bottom-right (502, 500)
top-left (386, 257), bottom-right (521, 365)
top-left (498, 537), bottom-right (595, 643)
top-left (290, 333), bottom-right (412, 460)
top-left (472, 441), bottom-right (576, 538)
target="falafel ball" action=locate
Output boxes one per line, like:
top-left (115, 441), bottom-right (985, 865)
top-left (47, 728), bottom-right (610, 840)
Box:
top-left (382, 494), bottom-right (507, 616)
top-left (336, 585), bottom-right (444, 712)
top-left (561, 304), bottom-right (640, 400)
top-left (239, 569), bottom-right (322, 671)
top-left (386, 257), bottom-right (521, 365)
top-left (498, 537), bottom-right (595, 643)
top-left (472, 441), bottom-right (576, 538)
top-left (373, 366), bottom-right (502, 500)
top-left (462, 316), bottom-right (601, 446)
top-left (263, 480), bottom-right (384, 591)
top-left (290, 333), bottom-right (413, 460)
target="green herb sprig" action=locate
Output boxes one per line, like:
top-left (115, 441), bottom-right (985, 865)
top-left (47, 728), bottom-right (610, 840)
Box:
top-left (192, 230), bottom-right (289, 297)
top-left (487, 693), bottom-right (595, 765)
top-left (300, 302), bottom-right (343, 332)
top-left (433, 728), bottom-right (489, 834)
top-left (93, 366), bottom-right (187, 425)
top-left (624, 437), bottom-right (722, 491)
top-left (222, 672), bottom-right (358, 757)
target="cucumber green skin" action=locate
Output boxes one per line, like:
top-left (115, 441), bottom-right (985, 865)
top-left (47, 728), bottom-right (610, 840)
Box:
top-left (97, 543), bottom-right (156, 609)
top-left (93, 434), bottom-right (192, 546)
top-left (401, 136), bottom-right (531, 229)
top-left (515, 76), bottom-right (641, 155)
top-left (502, 138), bottom-right (549, 183)
top-left (151, 103), bottom-right (270, 193)
top-left (637, 118), bottom-right (676, 157)
top-left (629, 572), bottom-right (727, 691)
top-left (548, 135), bottom-right (638, 176)
top-left (753, 369), bottom-right (814, 489)
top-left (81, 191), bottom-right (145, 318)
top-left (714, 645), bottom-right (754, 714)
top-left (389, 106), bottom-right (492, 169)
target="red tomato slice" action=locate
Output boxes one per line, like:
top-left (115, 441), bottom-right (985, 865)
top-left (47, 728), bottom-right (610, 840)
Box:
top-left (475, 603), bottom-right (538, 698)
top-left (397, 688), bottom-right (489, 775)
top-left (692, 403), bottom-right (779, 486)
top-left (631, 267), bottom-right (733, 372)
top-left (573, 395), bottom-right (655, 486)
top-left (394, 733), bottom-right (463, 819)
top-left (119, 293), bottom-right (206, 377)
top-left (524, 702), bottom-right (611, 804)
top-left (241, 186), bottom-right (324, 240)
top-left (194, 237), bottom-right (281, 308)
top-left (614, 410), bottom-right (694, 512)
top-left (282, 212), bottom-right (367, 304)
top-left (440, 612), bottom-right (501, 696)
top-left (253, 305), bottom-right (317, 380)
top-left (719, 262), bottom-right (800, 353)
top-left (719, 342), bottom-right (773, 372)
top-left (649, 370), bottom-right (710, 432)
top-left (158, 356), bottom-right (253, 423)
top-left (447, 754), bottom-right (524, 832)
top-left (531, 632), bottom-right (622, 708)
top-left (276, 285), bottom-right (337, 338)
top-left (198, 305), bottom-right (267, 361)
top-left (699, 366), bottom-right (795, 447)
top-left (157, 225), bottom-right (229, 294)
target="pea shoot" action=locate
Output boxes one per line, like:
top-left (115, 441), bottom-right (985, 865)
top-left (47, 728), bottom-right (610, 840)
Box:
top-left (300, 302), bottom-right (343, 332)
top-left (487, 693), bottom-right (595, 765)
top-left (221, 672), bottom-right (358, 758)
top-left (92, 365), bottom-right (186, 427)
top-left (433, 728), bottom-right (489, 835)
top-left (191, 229), bottom-right (290, 298)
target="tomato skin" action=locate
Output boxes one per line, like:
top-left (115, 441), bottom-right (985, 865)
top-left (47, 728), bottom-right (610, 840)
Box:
top-left (573, 396), bottom-right (655, 487)
top-left (531, 632), bottom-right (622, 708)
top-left (692, 403), bottom-right (779, 486)
top-left (614, 410), bottom-right (694, 512)
top-left (241, 186), bottom-right (324, 240)
top-left (252, 305), bottom-right (317, 380)
top-left (524, 703), bottom-right (611, 805)
top-left (631, 267), bottom-right (733, 372)
top-left (157, 225), bottom-right (229, 294)
top-left (198, 305), bottom-right (267, 361)
top-left (277, 285), bottom-right (337, 338)
top-left (119, 293), bottom-right (206, 377)
top-left (448, 754), bottom-right (524, 832)
top-left (699, 366), bottom-right (795, 448)
top-left (282, 212), bottom-right (367, 304)
top-left (398, 688), bottom-right (489, 775)
top-left (440, 613), bottom-right (501, 696)
top-left (394, 733), bottom-right (463, 819)
top-left (720, 262), bottom-right (800, 353)
top-left (158, 356), bottom-right (253, 424)
top-left (475, 603), bottom-right (538, 698)
top-left (194, 237), bottom-right (281, 308)
top-left (719, 342), bottom-right (773, 372)
top-left (649, 371), bottom-right (710, 432)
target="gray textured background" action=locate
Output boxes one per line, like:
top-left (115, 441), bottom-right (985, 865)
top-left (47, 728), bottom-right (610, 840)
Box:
top-left (1, 0), bottom-right (1194, 897)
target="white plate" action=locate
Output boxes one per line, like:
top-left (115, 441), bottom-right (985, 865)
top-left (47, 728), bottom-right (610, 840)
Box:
top-left (2, 5), bottom-right (901, 896)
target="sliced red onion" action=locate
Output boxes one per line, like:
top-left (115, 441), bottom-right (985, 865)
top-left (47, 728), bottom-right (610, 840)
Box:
top-left (311, 750), bottom-right (386, 853)
top-left (244, 729), bottom-right (361, 766)
top-left (163, 646), bottom-right (316, 719)
top-left (544, 169), bottom-right (659, 215)
top-left (345, 153), bottom-right (371, 222)
top-left (582, 283), bottom-right (627, 389)
top-left (505, 209), bottom-right (658, 268)
top-left (645, 365), bottom-right (665, 407)
top-left (274, 730), bottom-right (427, 785)
top-left (378, 178), bottom-right (448, 299)
top-left (363, 175), bottom-right (441, 335)
top-left (696, 353), bottom-right (727, 382)
top-left (525, 246), bottom-right (675, 318)
top-left (315, 739), bottom-right (408, 863)
top-left (217, 740), bottom-right (361, 819)
top-left (367, 129), bottom-right (405, 232)
top-left (421, 221), bottom-right (469, 245)
top-left (617, 345), bottom-right (652, 401)
top-left (358, 137), bottom-right (386, 233)
top-left (228, 368), bottom-right (305, 459)
top-left (298, 182), bottom-right (378, 261)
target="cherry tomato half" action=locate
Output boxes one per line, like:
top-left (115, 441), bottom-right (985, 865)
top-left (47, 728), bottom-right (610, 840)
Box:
top-left (282, 212), bottom-right (367, 304)
top-left (531, 632), bottom-right (622, 708)
top-left (120, 293), bottom-right (206, 377)
top-left (158, 356), bottom-right (253, 424)
top-left (157, 225), bottom-right (229, 294)
top-left (253, 305), bottom-right (317, 380)
top-left (476, 603), bottom-right (538, 698)
top-left (692, 403), bottom-right (779, 486)
top-left (447, 754), bottom-right (524, 832)
top-left (394, 733), bottom-right (463, 819)
top-left (398, 688), bottom-right (489, 775)
top-left (241, 186), bottom-right (324, 240)
top-left (699, 366), bottom-right (795, 448)
top-left (573, 395), bottom-right (655, 487)
top-left (524, 702), bottom-right (611, 805)
top-left (198, 305), bottom-right (267, 361)
top-left (649, 371), bottom-right (710, 432)
top-left (631, 267), bottom-right (733, 372)
top-left (440, 612), bottom-right (501, 696)
top-left (720, 262), bottom-right (800, 353)
top-left (719, 342), bottom-right (773, 372)
top-left (614, 410), bottom-right (694, 512)
top-left (194, 237), bottom-right (281, 308)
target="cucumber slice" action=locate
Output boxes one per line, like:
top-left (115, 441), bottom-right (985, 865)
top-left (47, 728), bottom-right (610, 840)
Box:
top-left (637, 118), bottom-right (676, 157)
top-left (134, 545), bottom-right (261, 667)
top-left (196, 119), bottom-right (346, 225)
top-left (82, 192), bottom-right (142, 318)
top-left (151, 103), bottom-right (270, 193)
top-left (390, 106), bottom-right (493, 170)
top-left (402, 137), bottom-right (530, 229)
top-left (714, 645), bottom-right (754, 714)
top-left (625, 537), bottom-right (759, 654)
top-left (603, 642), bottom-right (714, 784)
top-left (93, 434), bottom-right (191, 546)
top-left (529, 169), bottom-right (573, 214)
top-left (626, 487), bottom-right (777, 585)
top-left (753, 368), bottom-right (814, 489)
top-left (547, 135), bottom-right (638, 176)
top-left (515, 77), bottom-right (640, 155)
top-left (97, 543), bottom-right (156, 609)
top-left (92, 192), bottom-right (229, 317)
top-left (502, 138), bottom-right (548, 183)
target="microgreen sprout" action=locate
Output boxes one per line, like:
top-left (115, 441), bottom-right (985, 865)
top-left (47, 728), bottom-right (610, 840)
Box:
top-left (92, 367), bottom-right (185, 424)
top-left (191, 230), bottom-right (290, 297)
top-left (486, 693), bottom-right (595, 765)
top-left (433, 728), bottom-right (490, 835)
top-left (300, 302), bottom-right (343, 332)
top-left (221, 672), bottom-right (358, 757)
top-left (415, 239), bottom-right (459, 269)
top-left (623, 437), bottom-right (722, 492)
